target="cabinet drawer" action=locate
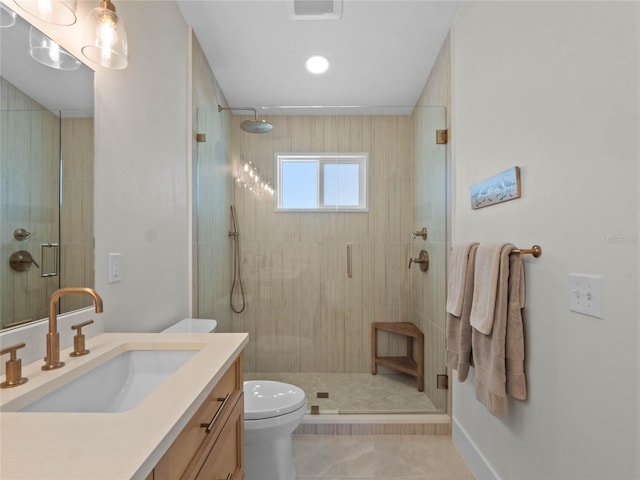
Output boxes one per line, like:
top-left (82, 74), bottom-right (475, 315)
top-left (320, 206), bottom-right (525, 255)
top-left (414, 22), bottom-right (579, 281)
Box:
top-left (154, 356), bottom-right (242, 479)
top-left (193, 393), bottom-right (244, 480)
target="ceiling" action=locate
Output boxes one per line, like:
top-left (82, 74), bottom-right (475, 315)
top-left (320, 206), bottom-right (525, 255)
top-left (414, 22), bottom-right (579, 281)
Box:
top-left (1, 1), bottom-right (461, 117)
top-left (177, 0), bottom-right (462, 115)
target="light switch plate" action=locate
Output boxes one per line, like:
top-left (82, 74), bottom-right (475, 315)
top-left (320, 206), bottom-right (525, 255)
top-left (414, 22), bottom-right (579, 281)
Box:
top-left (568, 273), bottom-right (603, 318)
top-left (109, 253), bottom-right (122, 283)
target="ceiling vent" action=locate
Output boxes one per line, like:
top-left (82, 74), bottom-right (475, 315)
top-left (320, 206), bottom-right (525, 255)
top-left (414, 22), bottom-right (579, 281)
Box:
top-left (289, 0), bottom-right (342, 20)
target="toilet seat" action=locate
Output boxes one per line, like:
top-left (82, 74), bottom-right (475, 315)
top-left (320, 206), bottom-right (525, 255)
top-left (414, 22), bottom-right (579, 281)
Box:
top-left (244, 381), bottom-right (306, 420)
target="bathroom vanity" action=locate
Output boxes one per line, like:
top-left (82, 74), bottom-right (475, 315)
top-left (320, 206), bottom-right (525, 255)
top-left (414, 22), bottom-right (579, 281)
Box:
top-left (151, 349), bottom-right (244, 479)
top-left (0, 332), bottom-right (248, 479)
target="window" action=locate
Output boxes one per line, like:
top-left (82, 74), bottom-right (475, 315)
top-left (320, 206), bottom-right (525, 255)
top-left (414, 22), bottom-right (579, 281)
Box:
top-left (276, 154), bottom-right (368, 211)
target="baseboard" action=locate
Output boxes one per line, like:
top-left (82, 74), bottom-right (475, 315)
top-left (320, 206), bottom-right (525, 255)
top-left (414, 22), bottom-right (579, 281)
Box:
top-left (452, 418), bottom-right (499, 480)
top-left (295, 413), bottom-right (451, 435)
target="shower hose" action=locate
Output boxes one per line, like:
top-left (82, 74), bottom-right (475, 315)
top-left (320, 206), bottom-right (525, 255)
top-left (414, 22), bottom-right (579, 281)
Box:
top-left (229, 205), bottom-right (246, 314)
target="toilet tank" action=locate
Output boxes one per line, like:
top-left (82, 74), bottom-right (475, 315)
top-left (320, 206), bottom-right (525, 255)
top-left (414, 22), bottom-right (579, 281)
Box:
top-left (161, 318), bottom-right (218, 333)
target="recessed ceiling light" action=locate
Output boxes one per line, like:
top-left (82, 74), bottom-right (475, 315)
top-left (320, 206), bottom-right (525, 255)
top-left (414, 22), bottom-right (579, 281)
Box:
top-left (306, 55), bottom-right (330, 74)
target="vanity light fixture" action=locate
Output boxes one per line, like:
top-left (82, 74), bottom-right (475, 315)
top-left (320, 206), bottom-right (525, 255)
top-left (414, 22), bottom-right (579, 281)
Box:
top-left (29, 25), bottom-right (80, 70)
top-left (13, 0), bottom-right (77, 26)
top-left (0, 3), bottom-right (17, 28)
top-left (305, 55), bottom-right (330, 74)
top-left (81, 0), bottom-right (128, 69)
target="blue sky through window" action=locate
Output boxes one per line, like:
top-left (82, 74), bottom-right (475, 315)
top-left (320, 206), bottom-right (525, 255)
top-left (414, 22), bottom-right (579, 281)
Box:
top-left (324, 163), bottom-right (360, 206)
top-left (281, 161), bottom-right (318, 209)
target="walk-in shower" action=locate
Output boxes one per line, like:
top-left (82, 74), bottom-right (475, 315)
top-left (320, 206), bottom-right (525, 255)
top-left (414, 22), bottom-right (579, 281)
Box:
top-left (194, 104), bottom-right (448, 418)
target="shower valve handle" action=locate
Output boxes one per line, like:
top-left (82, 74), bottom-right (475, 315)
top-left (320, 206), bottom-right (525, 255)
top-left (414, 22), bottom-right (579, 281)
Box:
top-left (411, 227), bottom-right (428, 240)
top-left (408, 250), bottom-right (429, 272)
top-left (408, 258), bottom-right (426, 269)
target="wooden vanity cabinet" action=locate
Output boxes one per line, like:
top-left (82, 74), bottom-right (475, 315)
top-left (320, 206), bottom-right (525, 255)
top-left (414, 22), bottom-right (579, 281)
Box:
top-left (151, 354), bottom-right (244, 480)
top-left (195, 396), bottom-right (244, 479)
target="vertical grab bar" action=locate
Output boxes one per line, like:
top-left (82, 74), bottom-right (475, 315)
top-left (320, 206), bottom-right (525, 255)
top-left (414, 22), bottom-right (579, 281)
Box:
top-left (347, 243), bottom-right (352, 279)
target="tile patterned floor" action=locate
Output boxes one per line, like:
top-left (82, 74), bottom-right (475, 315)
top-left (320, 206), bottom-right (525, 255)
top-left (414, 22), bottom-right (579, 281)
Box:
top-left (292, 435), bottom-right (476, 479)
top-left (245, 372), bottom-right (438, 414)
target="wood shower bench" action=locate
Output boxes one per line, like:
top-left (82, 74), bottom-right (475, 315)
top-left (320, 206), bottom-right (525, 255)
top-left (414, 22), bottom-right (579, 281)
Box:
top-left (371, 322), bottom-right (424, 392)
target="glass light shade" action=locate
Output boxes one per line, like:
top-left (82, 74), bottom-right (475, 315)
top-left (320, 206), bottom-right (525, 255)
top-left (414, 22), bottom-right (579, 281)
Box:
top-left (81, 3), bottom-right (128, 69)
top-left (0, 4), bottom-right (17, 28)
top-left (29, 25), bottom-right (80, 70)
top-left (13, 0), bottom-right (77, 26)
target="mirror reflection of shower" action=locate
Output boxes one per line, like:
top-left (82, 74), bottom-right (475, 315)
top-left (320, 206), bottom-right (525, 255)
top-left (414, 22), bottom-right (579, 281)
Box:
top-left (229, 205), bottom-right (246, 313)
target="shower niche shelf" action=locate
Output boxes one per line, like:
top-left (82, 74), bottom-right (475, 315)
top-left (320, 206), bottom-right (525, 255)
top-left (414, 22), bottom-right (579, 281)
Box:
top-left (371, 322), bottom-right (424, 392)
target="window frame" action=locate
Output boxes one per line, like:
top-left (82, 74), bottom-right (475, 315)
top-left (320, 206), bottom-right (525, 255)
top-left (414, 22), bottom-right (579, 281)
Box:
top-left (276, 153), bottom-right (369, 212)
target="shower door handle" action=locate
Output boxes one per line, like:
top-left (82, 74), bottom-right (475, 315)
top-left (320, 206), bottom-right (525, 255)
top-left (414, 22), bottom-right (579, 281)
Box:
top-left (40, 243), bottom-right (59, 277)
top-left (347, 243), bottom-right (352, 279)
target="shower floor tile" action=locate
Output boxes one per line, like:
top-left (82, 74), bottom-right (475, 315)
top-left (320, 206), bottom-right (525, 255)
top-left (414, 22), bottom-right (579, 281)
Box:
top-left (244, 372), bottom-right (438, 414)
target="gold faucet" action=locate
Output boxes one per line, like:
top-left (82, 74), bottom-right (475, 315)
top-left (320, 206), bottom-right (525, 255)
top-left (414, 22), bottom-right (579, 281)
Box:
top-left (43, 288), bottom-right (103, 371)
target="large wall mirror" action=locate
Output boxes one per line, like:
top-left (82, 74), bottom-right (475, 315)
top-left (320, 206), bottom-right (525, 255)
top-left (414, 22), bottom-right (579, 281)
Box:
top-left (0, 5), bottom-right (94, 331)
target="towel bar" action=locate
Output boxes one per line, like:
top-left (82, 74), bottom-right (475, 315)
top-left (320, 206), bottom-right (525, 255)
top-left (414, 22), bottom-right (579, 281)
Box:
top-left (512, 245), bottom-right (542, 257)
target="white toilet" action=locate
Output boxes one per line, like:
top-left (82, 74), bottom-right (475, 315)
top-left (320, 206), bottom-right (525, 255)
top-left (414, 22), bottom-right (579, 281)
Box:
top-left (243, 380), bottom-right (307, 480)
top-left (161, 319), bottom-right (306, 480)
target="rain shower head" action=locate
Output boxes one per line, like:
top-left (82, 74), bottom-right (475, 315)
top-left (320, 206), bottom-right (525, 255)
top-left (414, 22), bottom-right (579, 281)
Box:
top-left (240, 118), bottom-right (273, 134)
top-left (217, 105), bottom-right (273, 134)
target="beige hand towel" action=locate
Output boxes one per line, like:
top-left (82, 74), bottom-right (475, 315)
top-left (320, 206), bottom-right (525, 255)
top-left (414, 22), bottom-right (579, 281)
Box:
top-left (445, 243), bottom-right (478, 382)
top-left (446, 242), bottom-right (479, 316)
top-left (472, 243), bottom-right (514, 417)
top-left (470, 243), bottom-right (509, 335)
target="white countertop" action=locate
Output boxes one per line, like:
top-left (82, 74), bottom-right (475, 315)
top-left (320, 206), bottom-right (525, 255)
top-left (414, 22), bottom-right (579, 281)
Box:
top-left (0, 332), bottom-right (249, 480)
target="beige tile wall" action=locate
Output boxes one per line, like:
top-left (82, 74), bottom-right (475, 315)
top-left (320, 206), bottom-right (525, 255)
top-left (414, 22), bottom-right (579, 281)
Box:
top-left (412, 33), bottom-right (451, 411)
top-left (1, 77), bottom-right (61, 328)
top-left (60, 117), bottom-right (95, 313)
top-left (191, 34), bottom-right (233, 331)
top-left (230, 113), bottom-right (421, 375)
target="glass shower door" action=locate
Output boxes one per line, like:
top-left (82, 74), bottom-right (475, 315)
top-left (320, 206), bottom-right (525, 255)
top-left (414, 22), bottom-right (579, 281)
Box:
top-left (1, 106), bottom-right (61, 329)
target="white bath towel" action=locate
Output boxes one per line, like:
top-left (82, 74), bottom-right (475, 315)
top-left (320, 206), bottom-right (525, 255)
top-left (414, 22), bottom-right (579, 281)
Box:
top-left (470, 243), bottom-right (511, 335)
top-left (446, 242), bottom-right (479, 316)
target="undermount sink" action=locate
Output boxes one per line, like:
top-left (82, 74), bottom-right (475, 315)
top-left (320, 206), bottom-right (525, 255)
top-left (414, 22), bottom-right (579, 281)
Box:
top-left (18, 350), bottom-right (197, 413)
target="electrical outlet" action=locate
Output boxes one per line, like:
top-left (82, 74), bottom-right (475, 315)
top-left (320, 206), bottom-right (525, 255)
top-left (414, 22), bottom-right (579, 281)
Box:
top-left (568, 273), bottom-right (603, 318)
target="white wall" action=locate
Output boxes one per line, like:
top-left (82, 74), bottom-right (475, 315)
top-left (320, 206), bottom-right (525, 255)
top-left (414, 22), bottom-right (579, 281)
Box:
top-left (451, 2), bottom-right (639, 479)
top-left (93, 1), bottom-right (190, 332)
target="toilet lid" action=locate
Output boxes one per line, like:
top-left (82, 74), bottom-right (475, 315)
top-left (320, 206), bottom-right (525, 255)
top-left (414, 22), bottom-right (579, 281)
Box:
top-left (243, 380), bottom-right (306, 420)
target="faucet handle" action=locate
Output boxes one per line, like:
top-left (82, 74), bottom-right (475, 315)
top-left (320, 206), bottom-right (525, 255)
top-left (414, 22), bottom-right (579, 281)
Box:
top-left (1, 343), bottom-right (28, 388)
top-left (69, 320), bottom-right (94, 357)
